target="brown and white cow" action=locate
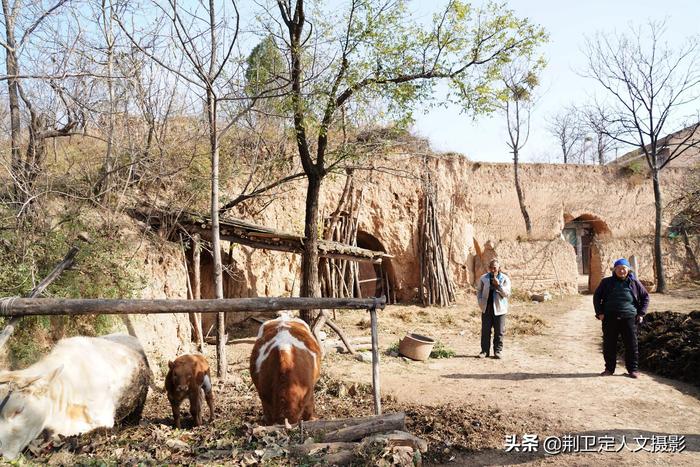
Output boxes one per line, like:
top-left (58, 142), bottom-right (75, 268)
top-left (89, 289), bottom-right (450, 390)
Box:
top-left (0, 334), bottom-right (150, 460)
top-left (249, 314), bottom-right (321, 425)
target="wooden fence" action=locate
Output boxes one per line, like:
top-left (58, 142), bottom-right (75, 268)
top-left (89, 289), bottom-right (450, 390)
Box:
top-left (0, 296), bottom-right (386, 414)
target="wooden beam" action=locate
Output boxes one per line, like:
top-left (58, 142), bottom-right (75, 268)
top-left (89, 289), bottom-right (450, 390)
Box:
top-left (0, 296), bottom-right (387, 318)
top-left (188, 227), bottom-right (388, 263)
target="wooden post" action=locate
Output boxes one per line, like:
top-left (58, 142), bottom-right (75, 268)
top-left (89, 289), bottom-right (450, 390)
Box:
top-left (629, 255), bottom-right (639, 275)
top-left (369, 303), bottom-right (381, 415)
top-left (192, 234), bottom-right (204, 352)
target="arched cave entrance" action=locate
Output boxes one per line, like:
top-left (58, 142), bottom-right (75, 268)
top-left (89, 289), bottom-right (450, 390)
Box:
top-left (562, 214), bottom-right (611, 293)
top-left (356, 231), bottom-right (396, 303)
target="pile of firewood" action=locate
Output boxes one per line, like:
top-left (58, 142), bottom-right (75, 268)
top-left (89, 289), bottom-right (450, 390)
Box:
top-left (258, 412), bottom-right (427, 465)
top-left (418, 169), bottom-right (455, 307)
top-left (321, 171), bottom-right (363, 301)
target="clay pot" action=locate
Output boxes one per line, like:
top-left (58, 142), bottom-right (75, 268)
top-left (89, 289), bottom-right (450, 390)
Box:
top-left (399, 333), bottom-right (435, 361)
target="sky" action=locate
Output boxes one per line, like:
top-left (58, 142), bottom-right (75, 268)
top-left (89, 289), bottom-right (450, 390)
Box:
top-left (410, 0), bottom-right (700, 163)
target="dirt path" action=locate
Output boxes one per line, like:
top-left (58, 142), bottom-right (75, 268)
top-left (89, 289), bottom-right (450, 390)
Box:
top-left (326, 295), bottom-right (700, 465)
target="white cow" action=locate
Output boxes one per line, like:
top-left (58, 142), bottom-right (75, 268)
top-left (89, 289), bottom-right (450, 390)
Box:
top-left (0, 333), bottom-right (150, 460)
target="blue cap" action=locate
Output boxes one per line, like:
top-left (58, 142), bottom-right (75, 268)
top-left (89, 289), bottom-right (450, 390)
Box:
top-left (614, 258), bottom-right (630, 268)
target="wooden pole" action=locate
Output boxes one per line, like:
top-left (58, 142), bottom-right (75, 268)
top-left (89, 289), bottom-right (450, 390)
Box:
top-left (0, 246), bottom-right (80, 349)
top-left (0, 296), bottom-right (387, 318)
top-left (369, 303), bottom-right (381, 415)
top-left (192, 234), bottom-right (204, 352)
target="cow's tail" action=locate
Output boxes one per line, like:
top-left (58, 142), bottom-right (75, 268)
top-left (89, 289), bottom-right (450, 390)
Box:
top-left (278, 348), bottom-right (303, 423)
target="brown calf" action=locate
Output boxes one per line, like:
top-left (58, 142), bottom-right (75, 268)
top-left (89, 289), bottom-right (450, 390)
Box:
top-left (250, 315), bottom-right (322, 425)
top-left (164, 354), bottom-right (214, 429)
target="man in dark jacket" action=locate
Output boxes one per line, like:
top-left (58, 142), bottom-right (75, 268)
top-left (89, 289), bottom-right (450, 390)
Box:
top-left (593, 258), bottom-right (650, 379)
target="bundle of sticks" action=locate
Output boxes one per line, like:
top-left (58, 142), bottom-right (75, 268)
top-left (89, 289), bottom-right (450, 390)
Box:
top-left (418, 170), bottom-right (455, 307)
top-left (320, 171), bottom-right (363, 300)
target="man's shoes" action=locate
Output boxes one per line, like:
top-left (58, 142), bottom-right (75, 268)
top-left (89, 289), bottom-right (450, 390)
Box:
top-left (628, 371), bottom-right (640, 379)
top-left (494, 352), bottom-right (502, 359)
top-left (600, 370), bottom-right (614, 376)
top-left (478, 352), bottom-right (488, 358)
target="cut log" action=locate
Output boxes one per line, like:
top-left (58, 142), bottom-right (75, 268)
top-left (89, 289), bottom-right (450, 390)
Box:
top-left (288, 442), bottom-right (357, 456)
top-left (320, 412), bottom-right (405, 442)
top-left (324, 449), bottom-right (356, 466)
top-left (256, 413), bottom-right (406, 436)
top-left (364, 430), bottom-right (428, 453)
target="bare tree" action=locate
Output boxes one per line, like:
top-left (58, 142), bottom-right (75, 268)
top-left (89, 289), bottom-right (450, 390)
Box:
top-left (116, 0), bottom-right (253, 378)
top-left (499, 62), bottom-right (542, 235)
top-left (547, 106), bottom-right (583, 164)
top-left (92, 0), bottom-right (117, 197)
top-left (0, 0), bottom-right (83, 205)
top-left (667, 170), bottom-right (700, 278)
top-left (583, 20), bottom-right (700, 293)
top-left (579, 107), bottom-right (618, 165)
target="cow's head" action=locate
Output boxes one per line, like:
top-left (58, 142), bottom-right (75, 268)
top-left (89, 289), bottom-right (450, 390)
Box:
top-left (0, 366), bottom-right (62, 460)
top-left (167, 360), bottom-right (192, 398)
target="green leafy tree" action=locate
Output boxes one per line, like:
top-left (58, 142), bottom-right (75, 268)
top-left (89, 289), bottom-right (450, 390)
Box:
top-left (263, 0), bottom-right (546, 321)
top-left (245, 35), bottom-right (286, 98)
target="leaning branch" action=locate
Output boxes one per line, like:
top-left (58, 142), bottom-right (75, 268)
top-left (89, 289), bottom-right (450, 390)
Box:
top-left (0, 245), bottom-right (80, 349)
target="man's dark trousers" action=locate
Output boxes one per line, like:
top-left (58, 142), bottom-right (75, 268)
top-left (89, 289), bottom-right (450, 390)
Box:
top-left (602, 315), bottom-right (638, 372)
top-left (481, 305), bottom-right (505, 355)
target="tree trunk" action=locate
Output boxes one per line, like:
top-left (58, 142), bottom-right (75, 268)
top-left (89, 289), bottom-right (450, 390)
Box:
top-left (2, 0), bottom-right (21, 198)
top-left (207, 90), bottom-right (227, 377)
top-left (513, 150), bottom-right (532, 235)
top-left (300, 174), bottom-right (322, 324)
top-left (652, 170), bottom-right (666, 293)
top-left (96, 0), bottom-right (115, 197)
top-left (25, 123), bottom-right (47, 192)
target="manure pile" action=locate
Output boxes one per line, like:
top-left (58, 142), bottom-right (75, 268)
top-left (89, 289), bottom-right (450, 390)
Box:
top-left (637, 310), bottom-right (700, 386)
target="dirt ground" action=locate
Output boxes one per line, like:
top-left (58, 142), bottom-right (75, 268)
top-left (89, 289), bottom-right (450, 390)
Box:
top-left (205, 286), bottom-right (699, 466)
top-left (316, 288), bottom-right (700, 466)
top-left (12, 287), bottom-right (700, 466)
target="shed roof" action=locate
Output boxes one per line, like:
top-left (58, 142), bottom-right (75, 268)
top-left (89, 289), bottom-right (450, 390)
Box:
top-left (179, 212), bottom-right (391, 264)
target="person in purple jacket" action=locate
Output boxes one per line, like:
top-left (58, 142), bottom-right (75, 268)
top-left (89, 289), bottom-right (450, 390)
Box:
top-left (593, 258), bottom-right (650, 379)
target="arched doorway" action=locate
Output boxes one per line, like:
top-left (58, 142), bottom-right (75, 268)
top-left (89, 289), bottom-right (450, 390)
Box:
top-left (356, 231), bottom-right (396, 303)
top-left (562, 214), bottom-right (611, 293)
